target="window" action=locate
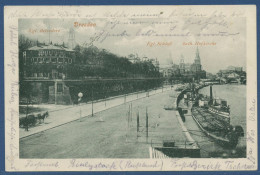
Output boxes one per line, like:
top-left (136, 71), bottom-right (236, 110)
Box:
top-left (69, 59), bottom-right (72, 64)
top-left (52, 58), bottom-right (57, 63)
top-left (64, 58), bottom-right (68, 63)
top-left (58, 58), bottom-right (63, 63)
top-left (23, 51), bottom-right (26, 57)
top-left (34, 57), bottom-right (38, 63)
top-left (57, 83), bottom-right (63, 93)
top-left (46, 58), bottom-right (50, 63)
top-left (38, 57), bottom-right (43, 63)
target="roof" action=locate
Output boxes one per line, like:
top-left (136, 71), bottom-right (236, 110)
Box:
top-left (60, 46), bottom-right (74, 52)
top-left (27, 46), bottom-right (43, 51)
top-left (27, 44), bottom-right (74, 52)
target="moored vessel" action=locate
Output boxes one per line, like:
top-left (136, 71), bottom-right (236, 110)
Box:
top-left (191, 85), bottom-right (244, 148)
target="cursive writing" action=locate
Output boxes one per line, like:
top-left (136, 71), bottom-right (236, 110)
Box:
top-left (25, 160), bottom-right (59, 170)
top-left (225, 161), bottom-right (255, 170)
top-left (6, 108), bottom-right (18, 170)
top-left (9, 81), bottom-right (18, 104)
top-left (248, 98), bottom-right (256, 121)
top-left (247, 148), bottom-right (256, 165)
top-left (121, 160), bottom-right (162, 170)
top-left (171, 159), bottom-right (221, 170)
top-left (68, 159), bottom-right (117, 171)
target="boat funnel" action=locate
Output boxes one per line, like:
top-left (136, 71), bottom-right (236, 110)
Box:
top-left (209, 85), bottom-right (213, 104)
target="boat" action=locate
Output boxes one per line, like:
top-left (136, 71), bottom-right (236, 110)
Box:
top-left (197, 85), bottom-right (230, 123)
top-left (191, 85), bottom-right (244, 148)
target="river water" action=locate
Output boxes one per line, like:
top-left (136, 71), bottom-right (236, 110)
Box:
top-left (184, 84), bottom-right (246, 158)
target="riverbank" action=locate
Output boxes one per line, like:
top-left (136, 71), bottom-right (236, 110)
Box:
top-left (20, 86), bottom-right (187, 158)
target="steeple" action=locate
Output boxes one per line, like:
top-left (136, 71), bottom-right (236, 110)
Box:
top-left (195, 46), bottom-right (201, 64)
top-left (68, 27), bottom-right (76, 49)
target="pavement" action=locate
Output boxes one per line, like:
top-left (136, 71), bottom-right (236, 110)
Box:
top-left (19, 86), bottom-right (173, 138)
top-left (19, 86), bottom-right (188, 158)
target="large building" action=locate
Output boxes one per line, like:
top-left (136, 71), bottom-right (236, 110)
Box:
top-left (21, 43), bottom-right (76, 105)
top-left (22, 43), bottom-right (75, 79)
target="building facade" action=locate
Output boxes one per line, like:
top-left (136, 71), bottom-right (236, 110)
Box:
top-left (21, 44), bottom-right (76, 104)
top-left (22, 44), bottom-right (75, 79)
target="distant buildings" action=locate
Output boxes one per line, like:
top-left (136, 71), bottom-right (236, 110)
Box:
top-left (216, 66), bottom-right (246, 84)
top-left (226, 66), bottom-right (243, 72)
top-left (160, 66), bottom-right (173, 78)
top-left (160, 47), bottom-right (206, 82)
top-left (127, 54), bottom-right (160, 71)
top-left (127, 54), bottom-right (140, 63)
top-left (149, 58), bottom-right (160, 71)
top-left (217, 66), bottom-right (244, 76)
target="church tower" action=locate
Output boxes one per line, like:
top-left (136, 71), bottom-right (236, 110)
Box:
top-left (194, 46), bottom-right (201, 65)
top-left (68, 28), bottom-right (76, 49)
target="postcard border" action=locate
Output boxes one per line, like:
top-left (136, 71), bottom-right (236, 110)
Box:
top-left (1, 0), bottom-right (260, 174)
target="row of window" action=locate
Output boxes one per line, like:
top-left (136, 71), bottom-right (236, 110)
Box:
top-left (23, 51), bottom-right (74, 57)
top-left (25, 57), bottom-right (73, 64)
top-left (38, 50), bottom-right (72, 57)
top-left (24, 72), bottom-right (65, 79)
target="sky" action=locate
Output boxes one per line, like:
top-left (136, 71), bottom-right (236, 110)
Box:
top-left (19, 16), bottom-right (246, 73)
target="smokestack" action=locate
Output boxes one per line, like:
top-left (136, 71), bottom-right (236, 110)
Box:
top-left (210, 85), bottom-right (213, 104)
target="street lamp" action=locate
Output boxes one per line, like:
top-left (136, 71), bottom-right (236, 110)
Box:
top-left (78, 92), bottom-right (83, 121)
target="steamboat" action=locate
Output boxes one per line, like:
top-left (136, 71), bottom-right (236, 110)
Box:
top-left (190, 85), bottom-right (244, 148)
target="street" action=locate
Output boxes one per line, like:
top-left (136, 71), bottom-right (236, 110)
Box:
top-left (20, 88), bottom-right (186, 158)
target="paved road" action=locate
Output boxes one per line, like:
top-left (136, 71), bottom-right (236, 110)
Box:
top-left (19, 87), bottom-right (172, 138)
top-left (20, 89), bottom-right (186, 158)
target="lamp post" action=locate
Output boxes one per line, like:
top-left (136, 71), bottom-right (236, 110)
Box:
top-left (78, 92), bottom-right (83, 121)
top-left (91, 88), bottom-right (94, 117)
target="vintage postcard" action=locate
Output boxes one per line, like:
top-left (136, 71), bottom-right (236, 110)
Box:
top-left (4, 5), bottom-right (257, 171)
